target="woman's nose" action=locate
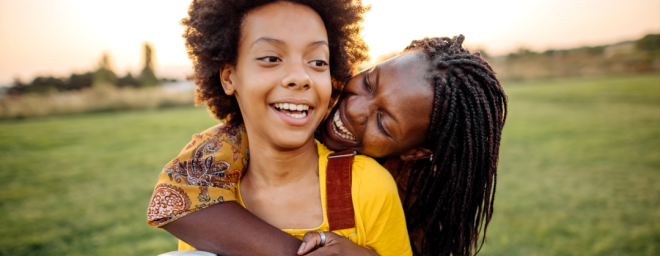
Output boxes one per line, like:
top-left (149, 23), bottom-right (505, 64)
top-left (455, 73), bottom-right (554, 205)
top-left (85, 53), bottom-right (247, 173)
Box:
top-left (281, 61), bottom-right (311, 89)
top-left (345, 94), bottom-right (370, 126)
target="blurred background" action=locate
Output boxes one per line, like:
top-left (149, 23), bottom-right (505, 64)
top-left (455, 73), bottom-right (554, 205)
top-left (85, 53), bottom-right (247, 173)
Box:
top-left (1, 0), bottom-right (659, 255)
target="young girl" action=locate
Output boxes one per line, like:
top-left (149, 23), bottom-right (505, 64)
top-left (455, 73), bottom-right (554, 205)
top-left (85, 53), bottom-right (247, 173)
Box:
top-left (148, 0), bottom-right (411, 255)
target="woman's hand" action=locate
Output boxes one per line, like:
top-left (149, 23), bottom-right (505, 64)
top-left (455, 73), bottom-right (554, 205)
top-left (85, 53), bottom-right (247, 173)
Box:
top-left (297, 231), bottom-right (379, 256)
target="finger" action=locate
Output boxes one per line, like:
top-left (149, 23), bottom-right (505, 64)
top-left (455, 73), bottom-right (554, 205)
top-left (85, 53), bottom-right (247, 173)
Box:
top-left (304, 246), bottom-right (337, 256)
top-left (298, 232), bottom-right (322, 255)
top-left (320, 231), bottom-right (342, 242)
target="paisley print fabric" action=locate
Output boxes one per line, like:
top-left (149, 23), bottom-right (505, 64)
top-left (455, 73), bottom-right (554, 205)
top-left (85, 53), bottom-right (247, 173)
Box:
top-left (147, 123), bottom-right (249, 227)
top-left (148, 184), bottom-right (192, 222)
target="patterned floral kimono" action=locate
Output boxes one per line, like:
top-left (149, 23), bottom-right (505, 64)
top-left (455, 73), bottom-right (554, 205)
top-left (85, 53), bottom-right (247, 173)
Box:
top-left (147, 123), bottom-right (249, 227)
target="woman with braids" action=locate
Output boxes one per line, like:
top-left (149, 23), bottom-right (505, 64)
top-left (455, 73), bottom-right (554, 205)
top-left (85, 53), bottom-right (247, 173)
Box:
top-left (301, 35), bottom-right (507, 256)
top-left (147, 1), bottom-right (506, 254)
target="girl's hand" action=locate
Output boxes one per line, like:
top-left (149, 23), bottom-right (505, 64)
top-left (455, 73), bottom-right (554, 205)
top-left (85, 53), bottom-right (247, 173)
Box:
top-left (297, 231), bottom-right (379, 256)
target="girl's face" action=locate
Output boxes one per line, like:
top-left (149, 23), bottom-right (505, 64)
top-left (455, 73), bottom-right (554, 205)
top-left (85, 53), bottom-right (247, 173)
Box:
top-left (221, 2), bottom-right (331, 150)
top-left (320, 50), bottom-right (435, 158)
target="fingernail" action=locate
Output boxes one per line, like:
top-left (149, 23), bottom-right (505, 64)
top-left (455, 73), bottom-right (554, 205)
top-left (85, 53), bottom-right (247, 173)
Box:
top-left (298, 242), bottom-right (306, 254)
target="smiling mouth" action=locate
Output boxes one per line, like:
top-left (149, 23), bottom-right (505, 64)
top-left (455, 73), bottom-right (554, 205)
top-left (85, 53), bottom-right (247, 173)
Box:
top-left (331, 111), bottom-right (356, 141)
top-left (273, 103), bottom-right (310, 119)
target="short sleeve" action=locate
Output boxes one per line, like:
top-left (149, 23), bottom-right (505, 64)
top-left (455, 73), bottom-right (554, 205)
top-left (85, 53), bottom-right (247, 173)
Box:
top-left (356, 157), bottom-right (412, 256)
top-left (147, 123), bottom-right (249, 228)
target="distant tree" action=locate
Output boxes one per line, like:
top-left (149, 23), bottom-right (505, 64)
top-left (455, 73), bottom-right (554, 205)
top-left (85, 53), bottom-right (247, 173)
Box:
top-left (139, 43), bottom-right (158, 87)
top-left (21, 76), bottom-right (66, 94)
top-left (543, 49), bottom-right (556, 56)
top-left (6, 78), bottom-right (27, 95)
top-left (118, 72), bottom-right (142, 87)
top-left (577, 46), bottom-right (605, 55)
top-left (93, 53), bottom-right (118, 86)
top-left (636, 34), bottom-right (660, 52)
top-left (67, 72), bottom-right (94, 91)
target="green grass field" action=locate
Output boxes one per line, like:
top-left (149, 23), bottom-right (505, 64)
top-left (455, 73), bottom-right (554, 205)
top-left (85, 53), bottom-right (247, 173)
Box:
top-left (1, 74), bottom-right (659, 256)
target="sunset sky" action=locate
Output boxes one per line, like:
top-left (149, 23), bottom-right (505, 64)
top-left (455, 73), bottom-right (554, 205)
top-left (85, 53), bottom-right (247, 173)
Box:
top-left (1, 0), bottom-right (659, 85)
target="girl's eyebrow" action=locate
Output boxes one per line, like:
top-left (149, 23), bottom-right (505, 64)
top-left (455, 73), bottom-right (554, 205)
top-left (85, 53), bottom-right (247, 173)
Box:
top-left (310, 40), bottom-right (329, 47)
top-left (251, 37), bottom-right (284, 47)
top-left (251, 37), bottom-right (328, 48)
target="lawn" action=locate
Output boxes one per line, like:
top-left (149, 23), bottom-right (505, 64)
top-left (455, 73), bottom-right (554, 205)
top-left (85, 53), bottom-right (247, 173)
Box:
top-left (480, 74), bottom-right (660, 256)
top-left (1, 74), bottom-right (659, 255)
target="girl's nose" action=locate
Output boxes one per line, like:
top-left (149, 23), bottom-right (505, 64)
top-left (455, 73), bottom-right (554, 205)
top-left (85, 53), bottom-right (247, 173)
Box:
top-left (281, 61), bottom-right (311, 89)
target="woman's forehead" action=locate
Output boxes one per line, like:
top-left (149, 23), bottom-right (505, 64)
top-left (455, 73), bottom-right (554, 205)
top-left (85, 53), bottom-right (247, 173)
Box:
top-left (379, 50), bottom-right (430, 87)
top-left (375, 50), bottom-right (434, 143)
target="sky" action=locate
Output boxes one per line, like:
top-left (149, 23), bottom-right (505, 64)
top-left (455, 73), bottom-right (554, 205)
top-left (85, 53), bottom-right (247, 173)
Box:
top-left (0, 0), bottom-right (659, 86)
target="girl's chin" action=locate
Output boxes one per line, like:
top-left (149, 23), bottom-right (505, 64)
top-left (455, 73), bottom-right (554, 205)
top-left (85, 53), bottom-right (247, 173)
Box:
top-left (268, 130), bottom-right (317, 149)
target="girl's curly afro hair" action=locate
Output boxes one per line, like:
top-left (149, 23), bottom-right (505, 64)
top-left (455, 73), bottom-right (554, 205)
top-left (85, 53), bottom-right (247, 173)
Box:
top-left (181, 0), bottom-right (370, 126)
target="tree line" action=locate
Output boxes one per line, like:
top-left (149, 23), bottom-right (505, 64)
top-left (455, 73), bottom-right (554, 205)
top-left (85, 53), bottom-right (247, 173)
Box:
top-left (6, 43), bottom-right (174, 96)
top-left (489, 33), bottom-right (660, 81)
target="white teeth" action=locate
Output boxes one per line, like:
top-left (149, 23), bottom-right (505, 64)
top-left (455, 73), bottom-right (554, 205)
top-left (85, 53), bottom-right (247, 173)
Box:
top-left (285, 112), bottom-right (307, 119)
top-left (331, 111), bottom-right (356, 141)
top-left (274, 103), bottom-right (310, 111)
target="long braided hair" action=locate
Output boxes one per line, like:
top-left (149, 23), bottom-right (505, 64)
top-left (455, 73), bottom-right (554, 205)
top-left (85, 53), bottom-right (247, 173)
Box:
top-left (401, 35), bottom-right (507, 256)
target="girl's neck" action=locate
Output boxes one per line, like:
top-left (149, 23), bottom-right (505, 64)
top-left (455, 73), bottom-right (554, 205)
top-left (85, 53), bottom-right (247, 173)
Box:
top-left (239, 132), bottom-right (324, 230)
top-left (243, 135), bottom-right (320, 187)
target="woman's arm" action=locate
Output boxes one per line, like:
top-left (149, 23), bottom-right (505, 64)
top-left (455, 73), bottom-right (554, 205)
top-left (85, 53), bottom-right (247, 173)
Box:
top-left (298, 231), bottom-right (379, 256)
top-left (164, 201), bottom-right (302, 256)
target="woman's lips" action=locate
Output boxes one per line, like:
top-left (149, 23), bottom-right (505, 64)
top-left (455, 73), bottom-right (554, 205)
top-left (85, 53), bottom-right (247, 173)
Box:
top-left (331, 110), bottom-right (356, 141)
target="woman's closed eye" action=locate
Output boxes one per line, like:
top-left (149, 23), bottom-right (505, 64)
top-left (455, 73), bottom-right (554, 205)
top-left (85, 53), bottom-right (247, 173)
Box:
top-left (362, 73), bottom-right (373, 93)
top-left (377, 112), bottom-right (391, 138)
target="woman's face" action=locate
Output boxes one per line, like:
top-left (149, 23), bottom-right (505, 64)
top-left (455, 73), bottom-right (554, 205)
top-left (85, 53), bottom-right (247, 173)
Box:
top-left (221, 2), bottom-right (331, 150)
top-left (320, 50), bottom-right (435, 158)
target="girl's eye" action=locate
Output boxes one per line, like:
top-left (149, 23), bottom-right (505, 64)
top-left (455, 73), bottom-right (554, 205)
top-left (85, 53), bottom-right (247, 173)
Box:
top-left (309, 60), bottom-right (328, 67)
top-left (258, 56), bottom-right (280, 63)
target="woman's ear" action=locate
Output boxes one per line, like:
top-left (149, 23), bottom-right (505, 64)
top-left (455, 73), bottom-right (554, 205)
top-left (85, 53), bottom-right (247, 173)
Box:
top-left (220, 64), bottom-right (236, 95)
top-left (399, 147), bottom-right (433, 161)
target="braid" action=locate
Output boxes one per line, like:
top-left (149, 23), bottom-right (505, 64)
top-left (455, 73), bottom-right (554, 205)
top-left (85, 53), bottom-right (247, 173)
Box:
top-left (401, 35), bottom-right (508, 256)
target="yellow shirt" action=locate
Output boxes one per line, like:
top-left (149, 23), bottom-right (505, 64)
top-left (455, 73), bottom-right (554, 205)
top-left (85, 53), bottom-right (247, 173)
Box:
top-left (147, 124), bottom-right (411, 255)
top-left (180, 142), bottom-right (411, 255)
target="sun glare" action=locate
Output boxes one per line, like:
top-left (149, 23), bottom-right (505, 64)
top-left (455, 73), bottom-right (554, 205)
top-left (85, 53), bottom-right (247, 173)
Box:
top-left (0, 0), bottom-right (659, 84)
